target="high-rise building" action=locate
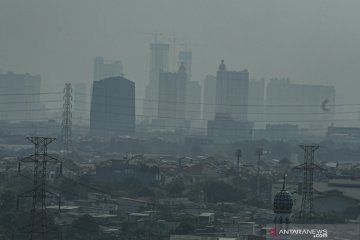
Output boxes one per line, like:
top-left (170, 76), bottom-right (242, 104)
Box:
top-left (93, 57), bottom-right (123, 82)
top-left (157, 63), bottom-right (187, 129)
top-left (178, 51), bottom-right (192, 81)
top-left (207, 61), bottom-right (252, 142)
top-left (90, 76), bottom-right (135, 137)
top-left (185, 80), bottom-right (202, 130)
top-left (0, 72), bottom-right (45, 121)
top-left (143, 43), bottom-right (170, 122)
top-left (248, 79), bottom-right (265, 129)
top-left (266, 78), bottom-right (335, 133)
top-left (73, 83), bottom-right (87, 126)
top-left (215, 60), bottom-right (249, 121)
top-left (203, 75), bottom-right (216, 121)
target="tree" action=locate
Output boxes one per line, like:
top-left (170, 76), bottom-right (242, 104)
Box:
top-left (204, 181), bottom-right (245, 203)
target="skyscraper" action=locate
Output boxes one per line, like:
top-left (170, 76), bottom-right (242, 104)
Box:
top-left (266, 78), bottom-right (335, 133)
top-left (203, 75), bottom-right (216, 121)
top-left (207, 61), bottom-right (252, 142)
top-left (248, 79), bottom-right (265, 129)
top-left (185, 80), bottom-right (202, 130)
top-left (157, 63), bottom-right (187, 129)
top-left (90, 76), bottom-right (135, 137)
top-left (0, 72), bottom-right (45, 121)
top-left (73, 83), bottom-right (87, 126)
top-left (143, 43), bottom-right (170, 122)
top-left (215, 60), bottom-right (249, 121)
top-left (178, 51), bottom-right (192, 81)
top-left (93, 57), bottom-right (123, 82)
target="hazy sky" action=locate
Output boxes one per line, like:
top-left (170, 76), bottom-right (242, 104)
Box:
top-left (1, 0), bottom-right (360, 105)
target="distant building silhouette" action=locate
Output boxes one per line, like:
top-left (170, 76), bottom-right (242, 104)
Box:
top-left (215, 60), bottom-right (249, 121)
top-left (90, 76), bottom-right (135, 137)
top-left (203, 75), bottom-right (216, 121)
top-left (248, 79), bottom-right (265, 129)
top-left (73, 83), bottom-right (87, 126)
top-left (266, 78), bottom-right (335, 133)
top-left (143, 43), bottom-right (170, 122)
top-left (186, 80), bottom-right (202, 130)
top-left (93, 57), bottom-right (123, 82)
top-left (207, 61), bottom-right (252, 142)
top-left (157, 63), bottom-right (187, 129)
top-left (178, 51), bottom-right (192, 81)
top-left (207, 112), bottom-right (253, 143)
top-left (0, 72), bottom-right (45, 121)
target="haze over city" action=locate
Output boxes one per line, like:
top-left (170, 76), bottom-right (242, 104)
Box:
top-left (2, 1), bottom-right (360, 240)
top-left (1, 0), bottom-right (360, 107)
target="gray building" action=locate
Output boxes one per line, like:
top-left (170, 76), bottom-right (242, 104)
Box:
top-left (90, 76), bottom-right (135, 137)
top-left (248, 79), bottom-right (265, 129)
top-left (178, 50), bottom-right (192, 81)
top-left (202, 75), bottom-right (216, 121)
top-left (73, 83), bottom-right (87, 126)
top-left (143, 43), bottom-right (170, 122)
top-left (215, 60), bottom-right (249, 121)
top-left (186, 81), bottom-right (202, 130)
top-left (157, 63), bottom-right (187, 129)
top-left (207, 113), bottom-right (253, 143)
top-left (93, 57), bottom-right (123, 82)
top-left (266, 78), bottom-right (335, 133)
top-left (0, 72), bottom-right (45, 122)
top-left (207, 61), bottom-right (251, 142)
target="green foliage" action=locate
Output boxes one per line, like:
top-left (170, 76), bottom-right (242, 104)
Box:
top-left (173, 221), bottom-right (195, 235)
top-left (165, 178), bottom-right (185, 197)
top-left (204, 181), bottom-right (244, 203)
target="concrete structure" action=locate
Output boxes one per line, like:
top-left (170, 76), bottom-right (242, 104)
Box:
top-left (203, 75), bottom-right (216, 122)
top-left (186, 80), bottom-right (202, 130)
top-left (93, 57), bottom-right (123, 82)
top-left (157, 63), bottom-right (187, 129)
top-left (207, 61), bottom-right (251, 142)
top-left (254, 124), bottom-right (299, 141)
top-left (90, 76), bottom-right (135, 137)
top-left (327, 126), bottom-right (360, 143)
top-left (178, 51), bottom-right (192, 81)
top-left (266, 78), bottom-right (335, 133)
top-left (207, 113), bottom-right (253, 143)
top-left (215, 60), bottom-right (249, 121)
top-left (73, 83), bottom-right (87, 125)
top-left (143, 43), bottom-right (170, 122)
top-left (0, 72), bottom-right (45, 121)
top-left (248, 79), bottom-right (265, 129)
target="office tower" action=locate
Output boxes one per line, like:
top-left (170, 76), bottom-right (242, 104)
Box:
top-left (157, 63), bottom-right (187, 129)
top-left (143, 43), bottom-right (170, 122)
top-left (266, 78), bottom-right (335, 133)
top-left (185, 80), bottom-right (202, 130)
top-left (93, 57), bottom-right (123, 82)
top-left (178, 51), bottom-right (192, 81)
top-left (207, 61), bottom-right (252, 142)
top-left (203, 75), bottom-right (216, 121)
top-left (90, 76), bottom-right (135, 137)
top-left (73, 83), bottom-right (87, 126)
top-left (0, 72), bottom-right (45, 121)
top-left (248, 79), bottom-right (265, 129)
top-left (215, 60), bottom-right (249, 121)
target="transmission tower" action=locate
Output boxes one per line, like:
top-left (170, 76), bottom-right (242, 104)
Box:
top-left (17, 137), bottom-right (62, 240)
top-left (61, 83), bottom-right (73, 155)
top-left (293, 145), bottom-right (325, 223)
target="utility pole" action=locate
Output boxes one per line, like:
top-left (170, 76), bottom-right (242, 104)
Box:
top-left (17, 137), bottom-right (62, 240)
top-left (293, 145), bottom-right (325, 223)
top-left (255, 148), bottom-right (263, 196)
top-left (61, 83), bottom-right (73, 156)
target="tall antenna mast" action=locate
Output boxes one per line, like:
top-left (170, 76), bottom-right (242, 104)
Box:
top-left (61, 83), bottom-right (73, 155)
